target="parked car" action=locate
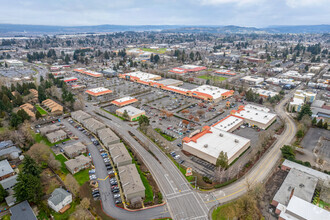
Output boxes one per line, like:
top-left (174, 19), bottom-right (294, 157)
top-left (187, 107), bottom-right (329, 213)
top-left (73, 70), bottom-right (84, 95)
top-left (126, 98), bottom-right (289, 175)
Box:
top-left (178, 160), bottom-right (185, 164)
top-left (89, 175), bottom-right (97, 180)
top-left (112, 188), bottom-right (120, 193)
top-left (92, 193), bottom-right (100, 198)
top-left (35, 125), bottom-right (41, 128)
top-left (104, 158), bottom-right (110, 162)
top-left (113, 193), bottom-right (121, 199)
top-left (174, 155), bottom-right (181, 160)
top-left (170, 151), bottom-right (176, 157)
top-left (115, 199), bottom-right (122, 204)
top-left (177, 143), bottom-right (182, 147)
top-left (89, 169), bottom-right (96, 174)
top-left (108, 170), bottom-right (115, 175)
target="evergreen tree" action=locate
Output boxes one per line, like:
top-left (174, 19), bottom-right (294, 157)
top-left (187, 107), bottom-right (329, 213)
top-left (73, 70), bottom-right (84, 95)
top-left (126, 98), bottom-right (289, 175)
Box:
top-left (36, 110), bottom-right (42, 120)
top-left (312, 117), bottom-right (317, 126)
top-left (216, 151), bottom-right (228, 169)
top-left (317, 119), bottom-right (323, 128)
top-left (0, 185), bottom-right (8, 202)
top-left (323, 122), bottom-right (328, 130)
top-left (297, 104), bottom-right (312, 121)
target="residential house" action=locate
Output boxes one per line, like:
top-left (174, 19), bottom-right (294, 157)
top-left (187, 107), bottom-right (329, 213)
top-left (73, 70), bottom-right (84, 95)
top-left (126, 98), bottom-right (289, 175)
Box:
top-left (45, 130), bottom-right (67, 144)
top-left (65, 155), bottom-right (92, 174)
top-left (48, 188), bottom-right (72, 213)
top-left (0, 160), bottom-right (15, 181)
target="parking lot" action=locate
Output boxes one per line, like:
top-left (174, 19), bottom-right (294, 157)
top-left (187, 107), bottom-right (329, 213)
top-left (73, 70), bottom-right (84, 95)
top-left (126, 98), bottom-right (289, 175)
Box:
top-left (61, 118), bottom-right (123, 205)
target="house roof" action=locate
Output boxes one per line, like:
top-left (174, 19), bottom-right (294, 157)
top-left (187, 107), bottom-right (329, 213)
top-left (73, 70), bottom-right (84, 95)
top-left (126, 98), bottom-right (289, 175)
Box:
top-left (71, 110), bottom-right (91, 122)
top-left (48, 188), bottom-right (72, 206)
top-left (64, 155), bottom-right (91, 170)
top-left (0, 146), bottom-right (21, 157)
top-left (97, 128), bottom-right (120, 146)
top-left (0, 160), bottom-right (14, 177)
top-left (111, 96), bottom-right (138, 107)
top-left (118, 164), bottom-right (145, 196)
top-left (63, 142), bottom-right (86, 156)
top-left (108, 143), bottom-right (131, 165)
top-left (0, 140), bottom-right (14, 150)
top-left (85, 87), bottom-right (112, 96)
top-left (0, 174), bottom-right (17, 189)
top-left (45, 130), bottom-right (67, 140)
top-left (10, 200), bottom-right (37, 220)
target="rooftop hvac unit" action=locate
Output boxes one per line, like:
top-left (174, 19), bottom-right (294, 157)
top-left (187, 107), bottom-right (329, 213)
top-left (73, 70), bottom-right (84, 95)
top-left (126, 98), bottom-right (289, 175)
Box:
top-left (219, 133), bottom-right (223, 137)
top-left (235, 139), bottom-right (239, 143)
top-left (256, 113), bottom-right (258, 115)
top-left (204, 144), bottom-right (208, 148)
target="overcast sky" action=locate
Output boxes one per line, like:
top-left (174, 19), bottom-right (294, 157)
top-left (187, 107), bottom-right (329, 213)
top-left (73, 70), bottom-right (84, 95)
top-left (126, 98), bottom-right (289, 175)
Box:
top-left (0, 0), bottom-right (329, 27)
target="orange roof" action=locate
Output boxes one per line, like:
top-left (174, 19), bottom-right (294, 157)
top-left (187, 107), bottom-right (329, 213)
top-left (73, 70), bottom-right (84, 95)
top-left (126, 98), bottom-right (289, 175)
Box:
top-left (163, 86), bottom-right (187, 95)
top-left (222, 91), bottom-right (234, 97)
top-left (111, 98), bottom-right (138, 106)
top-left (183, 126), bottom-right (212, 143)
top-left (212, 115), bottom-right (232, 127)
top-left (85, 89), bottom-right (112, 96)
top-left (191, 91), bottom-right (213, 99)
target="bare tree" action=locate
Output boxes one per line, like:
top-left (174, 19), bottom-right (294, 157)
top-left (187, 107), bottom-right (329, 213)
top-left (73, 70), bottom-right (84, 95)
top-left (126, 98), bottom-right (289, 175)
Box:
top-left (64, 174), bottom-right (80, 196)
top-left (80, 197), bottom-right (90, 210)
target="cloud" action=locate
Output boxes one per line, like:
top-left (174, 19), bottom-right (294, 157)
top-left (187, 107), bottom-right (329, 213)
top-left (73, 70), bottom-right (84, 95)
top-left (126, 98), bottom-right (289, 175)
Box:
top-left (285, 0), bottom-right (328, 8)
top-left (198, 0), bottom-right (263, 6)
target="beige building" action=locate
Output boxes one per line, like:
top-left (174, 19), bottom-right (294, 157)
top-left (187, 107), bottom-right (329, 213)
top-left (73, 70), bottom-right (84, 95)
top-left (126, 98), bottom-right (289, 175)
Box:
top-left (97, 128), bottom-right (120, 148)
top-left (118, 164), bottom-right (145, 202)
top-left (82, 118), bottom-right (106, 134)
top-left (108, 143), bottom-right (131, 167)
top-left (116, 106), bottom-right (146, 122)
top-left (182, 126), bottom-right (250, 165)
top-left (46, 130), bottom-right (67, 144)
top-left (63, 142), bottom-right (87, 158)
top-left (40, 124), bottom-right (61, 135)
top-left (71, 110), bottom-right (91, 123)
top-left (19, 103), bottom-right (35, 120)
top-left (65, 155), bottom-right (91, 174)
top-left (42, 99), bottom-right (63, 115)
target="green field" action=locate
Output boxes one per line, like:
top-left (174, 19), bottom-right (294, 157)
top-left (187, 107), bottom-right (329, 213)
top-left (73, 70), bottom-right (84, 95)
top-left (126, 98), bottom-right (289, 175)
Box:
top-left (154, 128), bottom-right (176, 142)
top-left (197, 75), bottom-right (227, 82)
top-left (35, 105), bottom-right (48, 115)
top-left (140, 48), bottom-right (167, 54)
top-left (212, 202), bottom-right (237, 220)
top-left (73, 168), bottom-right (90, 185)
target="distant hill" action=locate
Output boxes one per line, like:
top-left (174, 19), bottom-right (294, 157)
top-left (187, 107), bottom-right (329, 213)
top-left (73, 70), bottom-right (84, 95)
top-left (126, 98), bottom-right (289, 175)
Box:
top-left (0, 24), bottom-right (329, 36)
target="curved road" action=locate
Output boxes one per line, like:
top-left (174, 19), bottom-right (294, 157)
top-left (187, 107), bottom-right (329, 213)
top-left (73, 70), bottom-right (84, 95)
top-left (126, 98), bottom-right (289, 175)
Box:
top-left (201, 92), bottom-right (297, 211)
top-left (86, 89), bottom-right (297, 220)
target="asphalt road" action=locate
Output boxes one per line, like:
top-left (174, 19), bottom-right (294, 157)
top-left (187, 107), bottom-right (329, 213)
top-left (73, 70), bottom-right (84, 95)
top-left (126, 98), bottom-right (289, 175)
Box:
top-left (62, 118), bottom-right (169, 220)
top-left (91, 107), bottom-right (209, 220)
top-left (83, 88), bottom-right (297, 220)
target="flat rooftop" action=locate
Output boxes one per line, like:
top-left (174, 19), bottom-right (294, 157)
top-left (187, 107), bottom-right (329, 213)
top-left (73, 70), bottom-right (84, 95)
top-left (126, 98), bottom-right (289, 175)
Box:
top-left (191, 85), bottom-right (230, 100)
top-left (157, 79), bottom-right (183, 86)
top-left (124, 71), bottom-right (160, 81)
top-left (280, 196), bottom-right (330, 220)
top-left (212, 115), bottom-right (244, 132)
top-left (273, 168), bottom-right (318, 206)
top-left (111, 96), bottom-right (138, 106)
top-left (233, 106), bottom-right (276, 125)
top-left (117, 106), bottom-right (145, 116)
top-left (183, 126), bottom-right (250, 161)
top-left (282, 159), bottom-right (330, 182)
top-left (85, 87), bottom-right (112, 96)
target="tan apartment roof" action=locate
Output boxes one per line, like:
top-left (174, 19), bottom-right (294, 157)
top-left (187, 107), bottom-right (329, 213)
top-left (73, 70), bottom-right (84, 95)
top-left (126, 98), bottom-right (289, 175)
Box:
top-left (118, 164), bottom-right (145, 196)
top-left (64, 155), bottom-right (91, 170)
top-left (108, 143), bottom-right (131, 165)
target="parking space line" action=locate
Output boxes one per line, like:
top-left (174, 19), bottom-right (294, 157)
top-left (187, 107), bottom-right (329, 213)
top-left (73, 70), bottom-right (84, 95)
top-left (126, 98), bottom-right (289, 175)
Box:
top-left (97, 175), bottom-right (109, 181)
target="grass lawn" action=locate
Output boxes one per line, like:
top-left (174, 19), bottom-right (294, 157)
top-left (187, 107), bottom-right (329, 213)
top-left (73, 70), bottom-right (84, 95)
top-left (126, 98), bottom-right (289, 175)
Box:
top-left (212, 201), bottom-right (237, 220)
top-left (154, 128), bottom-right (176, 141)
top-left (51, 200), bottom-right (78, 220)
top-left (73, 169), bottom-right (90, 185)
top-left (140, 48), bottom-right (167, 54)
top-left (0, 127), bottom-right (6, 133)
top-left (55, 154), bottom-right (69, 175)
top-left (33, 132), bottom-right (70, 147)
top-left (1, 214), bottom-right (10, 220)
top-left (35, 104), bottom-right (48, 115)
top-left (197, 75), bottom-right (227, 82)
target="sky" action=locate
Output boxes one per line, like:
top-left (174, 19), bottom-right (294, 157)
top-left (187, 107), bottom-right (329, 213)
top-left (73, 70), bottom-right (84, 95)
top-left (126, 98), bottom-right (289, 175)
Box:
top-left (0, 0), bottom-right (329, 27)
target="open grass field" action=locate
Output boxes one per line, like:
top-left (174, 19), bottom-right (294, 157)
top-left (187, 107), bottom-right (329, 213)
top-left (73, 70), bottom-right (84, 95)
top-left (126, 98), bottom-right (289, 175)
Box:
top-left (212, 201), bottom-right (238, 220)
top-left (35, 104), bottom-right (48, 115)
top-left (74, 168), bottom-right (90, 185)
top-left (140, 48), bottom-right (167, 54)
top-left (197, 75), bottom-right (227, 82)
